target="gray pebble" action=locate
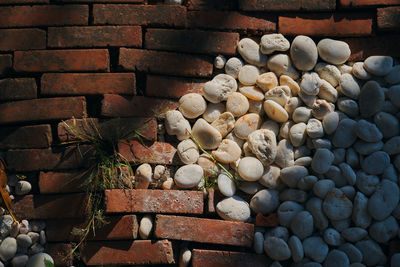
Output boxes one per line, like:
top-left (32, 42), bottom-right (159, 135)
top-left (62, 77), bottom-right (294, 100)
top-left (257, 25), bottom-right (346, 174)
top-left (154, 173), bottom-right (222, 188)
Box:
top-left (16, 234), bottom-right (32, 248)
top-left (383, 136), bottom-right (400, 155)
top-left (352, 192), bottom-right (372, 229)
top-left (364, 55), bottom-right (393, 76)
top-left (317, 39), bottom-right (351, 65)
top-left (294, 156), bottom-right (312, 167)
top-left (374, 111), bottom-right (400, 138)
top-left (323, 188), bottom-right (353, 220)
top-left (254, 232), bottom-right (264, 254)
top-left (346, 148), bottom-right (359, 169)
top-left (280, 189), bottom-right (308, 203)
top-left (0, 215), bottom-right (13, 239)
top-left (312, 138), bottom-right (331, 150)
top-left (29, 243), bottom-right (44, 255)
top-left (294, 145), bottom-right (311, 159)
top-left (382, 164), bottom-right (398, 183)
top-left (332, 119), bottom-right (357, 148)
top-left (339, 74), bottom-right (360, 100)
top-left (356, 171), bottom-right (379, 197)
top-left (359, 81), bottom-right (385, 118)
top-left (340, 186), bottom-right (356, 200)
top-left (385, 64), bottom-right (400, 84)
top-left (290, 211), bottom-right (314, 240)
top-left (0, 237), bottom-right (17, 261)
top-left (323, 249), bottom-right (350, 267)
top-left (306, 197), bottom-right (329, 230)
top-left (263, 236), bottom-right (291, 261)
top-left (382, 100), bottom-right (399, 114)
top-left (265, 226), bottom-right (290, 242)
top-left (333, 148), bottom-right (346, 165)
top-left (313, 179), bottom-right (335, 199)
top-left (341, 227), bottom-right (368, 243)
top-left (369, 216), bottom-right (399, 243)
top-left (331, 218), bottom-right (351, 232)
top-left (238, 182), bottom-right (263, 195)
top-left (290, 35), bottom-right (318, 71)
top-left (28, 232), bottom-right (39, 243)
top-left (368, 179), bottom-right (399, 220)
top-left (361, 151), bottom-right (390, 175)
top-left (250, 189), bottom-right (280, 215)
top-left (260, 33), bottom-right (290, 54)
top-left (392, 202), bottom-right (400, 220)
top-left (237, 38), bottom-right (267, 67)
top-left (275, 139), bottom-right (294, 168)
top-left (30, 220), bottom-right (46, 232)
top-left (339, 163), bottom-right (356, 185)
top-left (39, 230), bottom-right (46, 245)
top-left (289, 235), bottom-right (304, 263)
top-left (11, 255), bottom-right (28, 267)
top-left (225, 57), bottom-right (244, 79)
top-left (339, 243), bottom-right (363, 263)
top-left (303, 236), bottom-right (329, 263)
top-left (322, 111), bottom-right (339, 135)
top-left (280, 166), bottom-right (308, 188)
top-left (338, 97), bottom-right (359, 117)
top-left (391, 253), bottom-right (400, 267)
top-left (395, 154), bottom-right (400, 172)
top-left (298, 175), bottom-right (318, 191)
top-left (307, 118), bottom-right (324, 138)
top-left (353, 140), bottom-right (384, 155)
top-left (355, 240), bottom-right (386, 266)
top-left (355, 120), bottom-right (383, 142)
top-left (326, 166), bottom-right (347, 187)
top-left (278, 201), bottom-right (304, 227)
top-left (270, 261), bottom-right (283, 267)
top-left (323, 228), bottom-right (343, 246)
top-left (312, 148), bottom-right (334, 174)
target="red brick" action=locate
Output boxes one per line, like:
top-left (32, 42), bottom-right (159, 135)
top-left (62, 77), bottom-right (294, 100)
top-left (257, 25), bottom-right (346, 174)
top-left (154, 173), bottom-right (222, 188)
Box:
top-left (0, 5), bottom-right (88, 28)
top-left (93, 4), bottom-right (186, 27)
top-left (58, 117), bottom-right (157, 143)
top-left (255, 212), bottom-right (279, 227)
top-left (0, 97), bottom-right (86, 124)
top-left (105, 189), bottom-right (203, 214)
top-left (14, 49), bottom-right (109, 73)
top-left (46, 243), bottom-right (73, 266)
top-left (239, 0), bottom-right (335, 11)
top-left (39, 171), bottom-right (85, 194)
top-left (0, 55), bottom-right (11, 76)
top-left (101, 94), bottom-right (178, 118)
top-left (0, 0), bottom-right (48, 3)
top-left (81, 240), bottom-right (174, 265)
top-left (46, 215), bottom-right (138, 242)
top-left (146, 75), bottom-right (205, 99)
top-left (13, 194), bottom-right (87, 219)
top-left (0, 125), bottom-right (52, 149)
top-left (48, 26), bottom-right (142, 48)
top-left (192, 249), bottom-right (272, 267)
top-left (378, 6), bottom-right (400, 30)
top-left (119, 48), bottom-right (213, 77)
top-left (118, 140), bottom-right (178, 165)
top-left (0, 29), bottom-right (45, 51)
top-left (155, 215), bottom-right (254, 247)
top-left (207, 188), bottom-right (216, 214)
top-left (188, 11), bottom-right (276, 33)
top-left (279, 15), bottom-right (372, 36)
top-left (340, 0), bottom-right (400, 7)
top-left (6, 145), bottom-right (91, 172)
top-left (41, 73), bottom-right (135, 95)
top-left (60, 0), bottom-right (143, 3)
top-left (342, 34), bottom-right (400, 61)
top-left (0, 78), bottom-right (37, 101)
top-left (145, 29), bottom-right (239, 55)
top-left (188, 0), bottom-right (237, 10)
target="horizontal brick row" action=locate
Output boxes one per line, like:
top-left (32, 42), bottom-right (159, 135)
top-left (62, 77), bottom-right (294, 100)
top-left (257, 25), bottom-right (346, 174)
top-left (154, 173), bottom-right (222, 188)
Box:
top-left (14, 49), bottom-right (109, 73)
top-left (146, 75), bottom-right (205, 99)
top-left (239, 0), bottom-right (336, 11)
top-left (0, 5), bottom-right (88, 28)
top-left (188, 0), bottom-right (237, 10)
top-left (39, 171), bottom-right (85, 194)
top-left (0, 96), bottom-right (86, 125)
top-left (81, 240), bottom-right (175, 265)
top-left (0, 29), bottom-right (46, 51)
top-left (0, 0), bottom-right (49, 4)
top-left (118, 140), bottom-right (178, 165)
top-left (154, 215), bottom-right (254, 247)
top-left (48, 26), bottom-right (142, 48)
top-left (41, 73), bottom-right (136, 95)
top-left (0, 78), bottom-right (37, 101)
top-left (340, 0), bottom-right (400, 7)
top-left (119, 48), bottom-right (213, 77)
top-left (0, 55), bottom-right (11, 76)
top-left (378, 6), bottom-right (400, 30)
top-left (192, 249), bottom-right (272, 267)
top-left (105, 189), bottom-right (203, 214)
top-left (0, 124), bottom-right (52, 149)
top-left (101, 94), bottom-right (178, 118)
top-left (46, 215), bottom-right (138, 242)
top-left (145, 29), bottom-right (239, 55)
top-left (46, 243), bottom-right (73, 267)
top-left (13, 194), bottom-right (87, 219)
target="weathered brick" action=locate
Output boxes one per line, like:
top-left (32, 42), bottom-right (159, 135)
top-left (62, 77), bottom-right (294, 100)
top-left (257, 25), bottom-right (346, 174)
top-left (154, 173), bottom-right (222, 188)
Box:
top-left (14, 49), bottom-right (109, 72)
top-left (0, 78), bottom-right (37, 101)
top-left (58, 117), bottom-right (157, 143)
top-left (0, 97), bottom-right (86, 124)
top-left (378, 6), bottom-right (400, 30)
top-left (101, 94), bottom-right (178, 118)
top-left (155, 215), bottom-right (254, 247)
top-left (63, 0), bottom-right (142, 2)
top-left (106, 189), bottom-right (203, 214)
top-left (0, 125), bottom-right (52, 149)
top-left (188, 0), bottom-right (237, 10)
top-left (93, 4), bottom-right (186, 27)
top-left (0, 29), bottom-right (46, 51)
top-left (47, 243), bottom-right (73, 267)
top-left (188, 11), bottom-right (276, 33)
top-left (340, 0), bottom-right (400, 7)
top-left (46, 215), bottom-right (138, 242)
top-left (41, 73), bottom-right (135, 95)
top-left (0, 55), bottom-right (12, 76)
top-left (342, 34), bottom-right (400, 61)
top-left (0, 5), bottom-right (88, 28)
top-left (0, 0), bottom-right (48, 3)
top-left (6, 145), bottom-right (91, 172)
top-left (255, 212), bottom-right (279, 227)
top-left (146, 75), bottom-right (205, 99)
top-left (13, 194), bottom-right (87, 219)
top-left (279, 15), bottom-right (372, 36)
top-left (81, 240), bottom-right (175, 265)
top-left (39, 171), bottom-right (85, 194)
top-left (118, 140), bottom-right (178, 165)
top-left (48, 26), bottom-right (142, 48)
top-left (239, 0), bottom-right (335, 11)
top-left (191, 249), bottom-right (272, 267)
top-left (119, 48), bottom-right (212, 77)
top-left (145, 29), bottom-right (239, 55)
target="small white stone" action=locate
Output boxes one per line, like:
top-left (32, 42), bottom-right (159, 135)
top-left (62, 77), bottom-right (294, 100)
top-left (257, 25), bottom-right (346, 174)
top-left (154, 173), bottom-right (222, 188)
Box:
top-left (203, 74), bottom-right (237, 103)
top-left (352, 62), bottom-right (372, 80)
top-left (139, 215), bottom-right (153, 239)
top-left (315, 63), bottom-right (341, 87)
top-left (267, 54), bottom-right (299, 80)
top-left (239, 85), bottom-right (264, 101)
top-left (192, 118), bottom-right (222, 150)
top-left (247, 129), bottom-right (277, 166)
top-left (364, 55), bottom-right (393, 76)
top-left (264, 100), bottom-right (289, 123)
top-left (179, 247), bottom-right (191, 267)
top-left (290, 35), bottom-right (318, 71)
top-left (174, 164), bottom-right (203, 189)
top-left (225, 57), bottom-right (244, 78)
top-left (226, 92), bottom-right (249, 117)
top-left (318, 80), bottom-right (338, 103)
top-left (292, 107), bottom-right (312, 123)
top-left (238, 157), bottom-right (264, 181)
top-left (0, 237), bottom-right (17, 261)
top-left (211, 112), bottom-right (235, 137)
top-left (300, 72), bottom-right (322, 96)
top-left (217, 173), bottom-right (236, 197)
top-left (306, 118), bottom-right (324, 138)
top-left (135, 163), bottom-right (152, 189)
top-left (234, 113), bottom-right (262, 139)
top-left (260, 33), bottom-right (290, 54)
top-left (212, 139), bottom-right (241, 164)
top-left (214, 55), bottom-right (226, 69)
top-left (289, 122), bottom-right (307, 147)
top-left (257, 72), bottom-right (278, 92)
top-left (238, 65), bottom-right (260, 86)
top-left (237, 38), bottom-right (268, 67)
top-left (317, 39), bottom-right (351, 65)
top-left (265, 86), bottom-right (291, 107)
top-left (165, 110), bottom-right (191, 141)
top-left (216, 196), bottom-right (251, 222)
top-left (15, 180), bottom-right (31, 195)
top-left (178, 93), bottom-right (207, 119)
top-left (177, 139), bottom-right (199, 164)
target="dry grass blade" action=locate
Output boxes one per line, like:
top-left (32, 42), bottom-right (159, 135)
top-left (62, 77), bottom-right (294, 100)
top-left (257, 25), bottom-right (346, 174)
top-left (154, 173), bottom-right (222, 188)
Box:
top-left (0, 159), bottom-right (18, 223)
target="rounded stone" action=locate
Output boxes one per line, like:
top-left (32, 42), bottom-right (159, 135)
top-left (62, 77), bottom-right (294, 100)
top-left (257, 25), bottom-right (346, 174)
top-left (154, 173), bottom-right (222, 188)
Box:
top-left (339, 243), bottom-right (363, 264)
top-left (332, 119), bottom-right (357, 148)
top-left (300, 72), bottom-right (322, 96)
top-left (256, 72), bottom-right (278, 92)
top-left (212, 139), bottom-right (241, 164)
top-left (290, 35), bottom-right (318, 71)
top-left (16, 234), bottom-right (32, 248)
top-left (303, 236), bottom-right (329, 263)
top-left (352, 62), bottom-right (371, 80)
top-left (322, 111), bottom-right (339, 135)
top-left (239, 85), bottom-right (264, 101)
top-left (178, 93), bottom-right (207, 119)
top-left (12, 255), bottom-right (29, 267)
top-left (0, 237), bottom-right (17, 261)
top-left (293, 107), bottom-right (312, 123)
top-left (203, 74), bottom-right (237, 103)
top-left (311, 148), bottom-right (334, 174)
top-left (337, 97), bottom-right (359, 118)
top-left (313, 179), bottom-right (335, 199)
top-left (15, 181), bottom-right (31, 196)
top-left (323, 249), bottom-right (350, 267)
top-left (135, 163), bottom-right (152, 189)
top-left (275, 139), bottom-right (294, 168)
top-left (318, 80), bottom-right (338, 103)
top-left (355, 171), bottom-right (379, 197)
top-left (361, 151), bottom-right (390, 175)
top-left (264, 100), bottom-right (289, 123)
top-left (234, 113), bottom-right (262, 139)
top-left (202, 103), bottom-right (225, 123)
top-left (225, 57), bottom-right (244, 79)
top-left (280, 75), bottom-right (300, 96)
top-left (277, 201), bottom-right (304, 227)
top-left (265, 86), bottom-right (291, 107)
top-left (139, 215), bottom-right (153, 239)
top-left (174, 164), bottom-right (203, 189)
top-left (247, 129), bottom-right (277, 166)
top-left (374, 111), bottom-right (400, 138)
top-left (238, 182), bottom-right (263, 195)
top-left (307, 118), bottom-right (324, 138)
top-left (280, 166), bottom-right (308, 188)
top-left (391, 253), bottom-right (400, 267)
top-left (226, 92), bottom-right (249, 117)
top-left (385, 65), bottom-right (400, 85)
top-left (388, 85), bottom-right (400, 108)
top-left (280, 189), bottom-right (307, 203)
top-left (165, 110), bottom-right (191, 141)
top-left (258, 165), bottom-right (281, 189)
top-left (192, 118), bottom-right (222, 150)
top-left (339, 163), bottom-right (356, 186)
top-left (26, 253), bottom-right (54, 267)
top-left (264, 236), bottom-right (291, 261)
top-left (254, 232), bottom-right (264, 254)
top-left (237, 38), bottom-right (268, 67)
top-left (368, 179), bottom-right (399, 221)
top-left (214, 55), bottom-right (226, 69)
top-left (383, 136), bottom-right (400, 155)
top-left (355, 240), bottom-right (386, 267)
top-left (238, 65), bottom-right (260, 86)
top-left (317, 39), bottom-right (351, 65)
top-left (260, 33), bottom-right (290, 54)
top-left (369, 216), bottom-right (399, 243)
top-left (359, 81), bottom-right (385, 118)
top-left (323, 188), bottom-right (353, 220)
top-left (315, 63), bottom-right (341, 87)
top-left (216, 196), bottom-right (251, 222)
top-left (289, 122), bottom-right (307, 147)
top-left (339, 73), bottom-right (360, 100)
top-left (238, 157), bottom-right (264, 181)
top-left (289, 235), bottom-right (304, 263)
top-left (323, 228), bottom-right (342, 246)
top-left (355, 120), bottom-right (382, 142)
top-left (248, 100), bottom-right (264, 115)
top-left (298, 175), bottom-right (318, 191)
top-left (179, 247), bottom-right (191, 267)
top-left (250, 189), bottom-right (279, 215)
top-left (265, 226), bottom-right (289, 242)
top-left (290, 211), bottom-right (314, 240)
top-left (312, 99), bottom-right (335, 120)
top-left (285, 97), bottom-right (302, 115)
top-left (364, 55), bottom-right (393, 76)
top-left (211, 112), bottom-right (235, 138)
top-left (177, 139), bottom-right (199, 164)
top-left (267, 54), bottom-right (299, 80)
top-left (341, 227), bottom-right (368, 243)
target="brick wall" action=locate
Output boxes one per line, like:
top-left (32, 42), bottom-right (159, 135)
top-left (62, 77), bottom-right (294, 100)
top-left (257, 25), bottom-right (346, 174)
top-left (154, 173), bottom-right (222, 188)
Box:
top-left (0, 0), bottom-right (399, 266)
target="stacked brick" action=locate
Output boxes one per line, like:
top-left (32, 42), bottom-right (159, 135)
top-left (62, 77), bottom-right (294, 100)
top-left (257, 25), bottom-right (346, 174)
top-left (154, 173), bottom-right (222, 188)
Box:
top-left (0, 0), bottom-right (398, 265)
